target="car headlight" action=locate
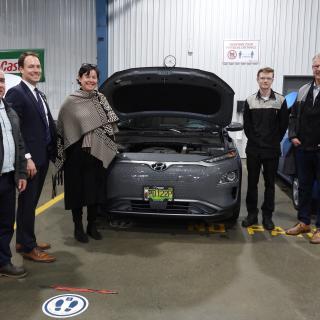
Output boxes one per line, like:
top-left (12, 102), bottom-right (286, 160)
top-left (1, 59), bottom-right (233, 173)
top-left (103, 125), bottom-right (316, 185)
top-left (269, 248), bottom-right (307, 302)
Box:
top-left (203, 150), bottom-right (237, 163)
top-left (219, 170), bottom-right (239, 184)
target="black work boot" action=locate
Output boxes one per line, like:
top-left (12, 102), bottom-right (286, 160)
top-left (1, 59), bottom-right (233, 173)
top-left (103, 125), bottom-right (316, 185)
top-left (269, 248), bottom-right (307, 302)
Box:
top-left (241, 214), bottom-right (258, 227)
top-left (74, 222), bottom-right (89, 243)
top-left (87, 205), bottom-right (102, 240)
top-left (87, 223), bottom-right (102, 240)
top-left (72, 209), bottom-right (89, 243)
top-left (262, 215), bottom-right (275, 230)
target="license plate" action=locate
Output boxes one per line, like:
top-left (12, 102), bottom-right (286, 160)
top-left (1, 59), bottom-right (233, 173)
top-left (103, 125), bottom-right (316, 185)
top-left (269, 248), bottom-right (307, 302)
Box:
top-left (144, 186), bottom-right (174, 202)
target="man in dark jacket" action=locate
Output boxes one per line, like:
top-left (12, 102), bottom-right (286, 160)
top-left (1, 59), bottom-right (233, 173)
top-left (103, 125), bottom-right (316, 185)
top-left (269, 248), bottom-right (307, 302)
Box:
top-left (286, 53), bottom-right (320, 243)
top-left (242, 67), bottom-right (289, 230)
top-left (5, 52), bottom-right (57, 262)
top-left (0, 69), bottom-right (27, 278)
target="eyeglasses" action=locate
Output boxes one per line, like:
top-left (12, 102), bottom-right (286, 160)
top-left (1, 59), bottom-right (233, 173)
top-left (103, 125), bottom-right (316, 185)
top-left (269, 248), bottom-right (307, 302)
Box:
top-left (259, 77), bottom-right (273, 81)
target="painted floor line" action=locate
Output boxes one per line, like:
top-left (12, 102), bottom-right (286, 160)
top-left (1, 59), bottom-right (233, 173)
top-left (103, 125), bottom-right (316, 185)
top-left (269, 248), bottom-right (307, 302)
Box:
top-left (35, 193), bottom-right (64, 216)
top-left (14, 193), bottom-right (64, 230)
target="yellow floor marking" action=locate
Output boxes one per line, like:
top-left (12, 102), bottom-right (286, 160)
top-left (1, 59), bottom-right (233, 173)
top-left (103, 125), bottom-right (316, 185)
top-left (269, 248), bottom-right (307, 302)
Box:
top-left (246, 225), bottom-right (305, 237)
top-left (306, 228), bottom-right (317, 239)
top-left (35, 193), bottom-right (64, 216)
top-left (188, 223), bottom-right (226, 233)
top-left (194, 223), bottom-right (206, 232)
top-left (187, 222), bottom-right (315, 241)
top-left (188, 223), bottom-right (206, 232)
top-left (271, 226), bottom-right (286, 236)
top-left (246, 225), bottom-right (264, 235)
top-left (14, 193), bottom-right (64, 229)
top-left (208, 224), bottom-right (226, 233)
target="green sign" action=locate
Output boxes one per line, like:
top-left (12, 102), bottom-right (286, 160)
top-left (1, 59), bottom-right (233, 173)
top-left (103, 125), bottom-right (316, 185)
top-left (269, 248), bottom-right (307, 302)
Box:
top-left (0, 49), bottom-right (45, 82)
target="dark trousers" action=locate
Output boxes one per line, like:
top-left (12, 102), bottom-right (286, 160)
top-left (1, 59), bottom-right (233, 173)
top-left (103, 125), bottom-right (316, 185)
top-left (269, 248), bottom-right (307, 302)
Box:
top-left (246, 154), bottom-right (279, 217)
top-left (0, 172), bottom-right (16, 267)
top-left (16, 161), bottom-right (49, 252)
top-left (295, 148), bottom-right (320, 227)
top-left (72, 205), bottom-right (98, 225)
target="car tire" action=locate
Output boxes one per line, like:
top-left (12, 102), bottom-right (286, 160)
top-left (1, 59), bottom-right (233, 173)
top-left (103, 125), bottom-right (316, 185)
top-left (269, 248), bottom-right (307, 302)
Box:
top-left (224, 203), bottom-right (241, 228)
top-left (292, 176), bottom-right (299, 209)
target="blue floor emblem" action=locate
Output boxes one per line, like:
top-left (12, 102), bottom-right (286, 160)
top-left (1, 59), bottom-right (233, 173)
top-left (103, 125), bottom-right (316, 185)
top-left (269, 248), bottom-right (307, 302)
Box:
top-left (42, 294), bottom-right (89, 318)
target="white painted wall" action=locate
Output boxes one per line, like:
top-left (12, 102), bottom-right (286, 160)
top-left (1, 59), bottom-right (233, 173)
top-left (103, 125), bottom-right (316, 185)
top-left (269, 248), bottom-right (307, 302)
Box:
top-left (107, 0), bottom-right (320, 156)
top-left (1, 0), bottom-right (319, 155)
top-left (0, 0), bottom-right (97, 118)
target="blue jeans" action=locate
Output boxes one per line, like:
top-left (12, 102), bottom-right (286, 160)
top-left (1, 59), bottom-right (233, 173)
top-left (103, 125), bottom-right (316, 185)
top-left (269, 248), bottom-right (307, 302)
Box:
top-left (295, 148), bottom-right (320, 228)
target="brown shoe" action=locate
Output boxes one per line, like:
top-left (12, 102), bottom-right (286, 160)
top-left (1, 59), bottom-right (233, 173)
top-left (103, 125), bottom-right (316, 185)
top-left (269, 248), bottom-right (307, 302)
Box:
top-left (310, 229), bottom-right (320, 244)
top-left (285, 222), bottom-right (311, 235)
top-left (21, 248), bottom-right (56, 263)
top-left (16, 242), bottom-right (51, 253)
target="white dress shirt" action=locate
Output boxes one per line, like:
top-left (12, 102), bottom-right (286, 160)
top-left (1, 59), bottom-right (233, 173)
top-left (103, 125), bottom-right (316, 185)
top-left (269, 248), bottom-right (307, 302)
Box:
top-left (0, 99), bottom-right (15, 173)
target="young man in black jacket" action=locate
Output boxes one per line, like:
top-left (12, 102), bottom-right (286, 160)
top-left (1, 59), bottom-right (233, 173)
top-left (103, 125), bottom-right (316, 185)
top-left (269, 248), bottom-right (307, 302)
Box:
top-left (242, 67), bottom-right (289, 230)
top-left (0, 69), bottom-right (27, 278)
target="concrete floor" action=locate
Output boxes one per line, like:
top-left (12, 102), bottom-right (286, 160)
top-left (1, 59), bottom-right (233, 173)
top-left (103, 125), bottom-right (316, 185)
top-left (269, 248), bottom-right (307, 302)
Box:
top-left (1, 162), bottom-right (320, 320)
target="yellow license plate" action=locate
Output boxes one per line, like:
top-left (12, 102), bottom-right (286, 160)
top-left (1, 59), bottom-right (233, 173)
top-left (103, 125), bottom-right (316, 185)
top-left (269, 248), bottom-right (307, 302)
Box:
top-left (144, 187), bottom-right (174, 202)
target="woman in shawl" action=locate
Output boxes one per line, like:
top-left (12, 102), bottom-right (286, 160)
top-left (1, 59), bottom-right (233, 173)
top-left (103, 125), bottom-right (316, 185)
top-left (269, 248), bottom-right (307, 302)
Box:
top-left (55, 64), bottom-right (118, 243)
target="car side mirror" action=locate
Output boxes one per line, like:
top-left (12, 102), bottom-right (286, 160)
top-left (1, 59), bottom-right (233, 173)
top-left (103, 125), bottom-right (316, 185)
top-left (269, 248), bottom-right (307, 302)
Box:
top-left (226, 122), bottom-right (243, 132)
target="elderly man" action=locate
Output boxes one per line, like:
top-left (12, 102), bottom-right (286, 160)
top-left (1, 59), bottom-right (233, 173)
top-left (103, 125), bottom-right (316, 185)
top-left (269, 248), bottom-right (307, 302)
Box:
top-left (0, 69), bottom-right (27, 278)
top-left (286, 53), bottom-right (320, 243)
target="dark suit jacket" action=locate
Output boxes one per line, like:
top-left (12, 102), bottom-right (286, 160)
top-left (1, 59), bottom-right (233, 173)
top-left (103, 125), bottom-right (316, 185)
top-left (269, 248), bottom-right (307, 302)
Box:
top-left (5, 81), bottom-right (57, 166)
top-left (0, 99), bottom-right (27, 184)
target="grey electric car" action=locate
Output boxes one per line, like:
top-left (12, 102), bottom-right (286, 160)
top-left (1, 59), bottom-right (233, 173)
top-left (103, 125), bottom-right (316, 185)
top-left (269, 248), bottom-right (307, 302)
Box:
top-left (100, 67), bottom-right (243, 222)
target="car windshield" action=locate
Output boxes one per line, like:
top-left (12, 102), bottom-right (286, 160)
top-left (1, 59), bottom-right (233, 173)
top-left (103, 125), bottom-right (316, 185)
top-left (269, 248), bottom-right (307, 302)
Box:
top-left (118, 116), bottom-right (218, 132)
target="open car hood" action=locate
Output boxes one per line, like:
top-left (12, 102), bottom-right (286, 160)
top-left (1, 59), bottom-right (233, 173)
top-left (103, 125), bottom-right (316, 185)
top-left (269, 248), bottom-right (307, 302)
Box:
top-left (99, 67), bottom-right (235, 127)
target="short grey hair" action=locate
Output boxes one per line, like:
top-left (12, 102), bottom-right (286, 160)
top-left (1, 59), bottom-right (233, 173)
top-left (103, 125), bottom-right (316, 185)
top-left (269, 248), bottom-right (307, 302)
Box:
top-left (312, 53), bottom-right (320, 63)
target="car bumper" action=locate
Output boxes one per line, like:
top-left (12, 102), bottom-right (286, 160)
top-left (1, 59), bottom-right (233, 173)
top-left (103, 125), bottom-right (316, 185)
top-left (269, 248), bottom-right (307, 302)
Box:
top-left (106, 155), bottom-right (241, 219)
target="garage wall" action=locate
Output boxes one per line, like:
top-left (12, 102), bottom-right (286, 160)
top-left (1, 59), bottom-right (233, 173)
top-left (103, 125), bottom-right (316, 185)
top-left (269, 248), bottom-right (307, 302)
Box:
top-left (1, 0), bottom-right (319, 154)
top-left (0, 0), bottom-right (96, 118)
top-left (107, 0), bottom-right (320, 156)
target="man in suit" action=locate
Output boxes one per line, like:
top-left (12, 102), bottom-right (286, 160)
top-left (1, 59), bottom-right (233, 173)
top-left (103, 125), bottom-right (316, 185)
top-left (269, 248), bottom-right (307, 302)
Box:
top-left (0, 69), bottom-right (27, 278)
top-left (6, 52), bottom-right (57, 262)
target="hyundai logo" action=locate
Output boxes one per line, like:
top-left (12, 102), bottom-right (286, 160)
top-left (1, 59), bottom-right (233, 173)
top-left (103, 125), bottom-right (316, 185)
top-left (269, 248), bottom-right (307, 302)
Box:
top-left (151, 162), bottom-right (167, 171)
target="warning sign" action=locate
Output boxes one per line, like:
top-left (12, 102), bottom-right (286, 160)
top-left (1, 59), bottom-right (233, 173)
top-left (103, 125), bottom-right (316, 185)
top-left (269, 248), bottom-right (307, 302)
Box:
top-left (223, 40), bottom-right (259, 64)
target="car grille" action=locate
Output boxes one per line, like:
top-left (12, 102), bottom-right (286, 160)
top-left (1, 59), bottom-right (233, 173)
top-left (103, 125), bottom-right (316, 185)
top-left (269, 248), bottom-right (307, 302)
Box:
top-left (128, 200), bottom-right (217, 215)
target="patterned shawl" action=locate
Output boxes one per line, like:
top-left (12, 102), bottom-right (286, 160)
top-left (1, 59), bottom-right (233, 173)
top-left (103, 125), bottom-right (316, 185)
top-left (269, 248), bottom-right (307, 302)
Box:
top-left (55, 89), bottom-right (119, 172)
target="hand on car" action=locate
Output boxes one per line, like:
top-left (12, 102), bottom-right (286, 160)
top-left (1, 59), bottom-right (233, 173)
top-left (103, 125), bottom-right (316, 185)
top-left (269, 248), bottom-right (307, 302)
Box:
top-left (291, 138), bottom-right (301, 147)
top-left (27, 159), bottom-right (37, 178)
